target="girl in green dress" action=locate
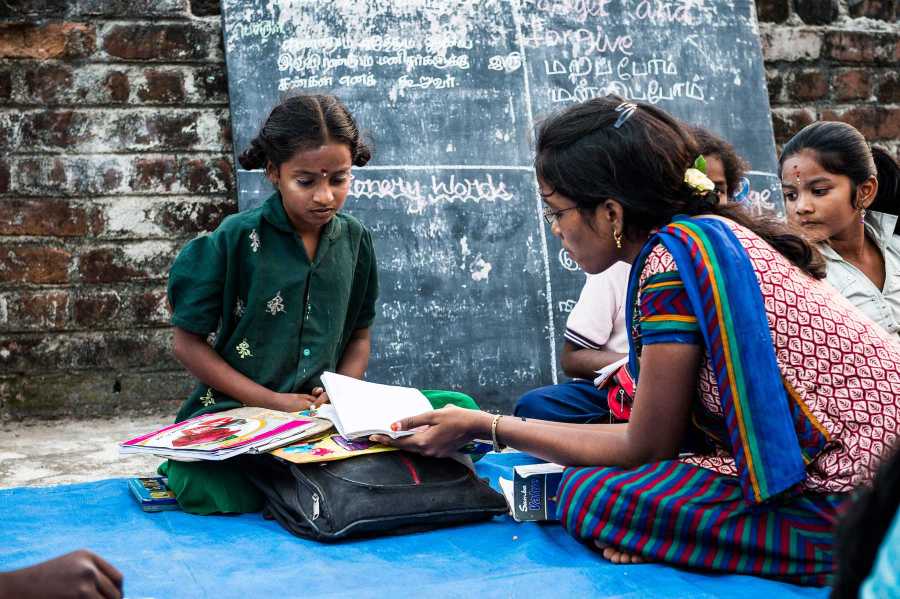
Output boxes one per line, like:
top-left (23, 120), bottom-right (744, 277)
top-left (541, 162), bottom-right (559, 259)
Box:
top-left (163, 94), bottom-right (475, 514)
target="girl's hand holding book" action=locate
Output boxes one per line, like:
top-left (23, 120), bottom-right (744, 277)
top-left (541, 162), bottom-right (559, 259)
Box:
top-left (271, 392), bottom-right (328, 412)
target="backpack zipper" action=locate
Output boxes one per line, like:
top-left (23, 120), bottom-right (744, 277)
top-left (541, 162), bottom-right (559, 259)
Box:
top-left (311, 493), bottom-right (320, 520)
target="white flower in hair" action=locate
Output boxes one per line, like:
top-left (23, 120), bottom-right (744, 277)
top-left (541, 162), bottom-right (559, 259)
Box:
top-left (684, 168), bottom-right (715, 193)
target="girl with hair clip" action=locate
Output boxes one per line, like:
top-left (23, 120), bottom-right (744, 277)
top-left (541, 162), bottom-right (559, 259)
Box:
top-left (781, 121), bottom-right (900, 336)
top-left (372, 97), bottom-right (900, 586)
top-left (162, 94), bottom-right (475, 514)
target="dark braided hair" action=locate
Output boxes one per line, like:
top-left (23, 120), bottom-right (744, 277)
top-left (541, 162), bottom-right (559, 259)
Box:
top-left (238, 94), bottom-right (372, 171)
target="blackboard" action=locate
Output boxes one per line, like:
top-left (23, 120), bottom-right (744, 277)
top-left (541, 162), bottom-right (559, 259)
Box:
top-left (221, 0), bottom-right (781, 411)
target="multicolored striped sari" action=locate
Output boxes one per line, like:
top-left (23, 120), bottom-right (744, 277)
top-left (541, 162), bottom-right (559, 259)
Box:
top-left (557, 216), bottom-right (845, 585)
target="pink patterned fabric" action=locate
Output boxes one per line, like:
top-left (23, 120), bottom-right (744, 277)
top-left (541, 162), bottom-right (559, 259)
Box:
top-left (637, 218), bottom-right (900, 493)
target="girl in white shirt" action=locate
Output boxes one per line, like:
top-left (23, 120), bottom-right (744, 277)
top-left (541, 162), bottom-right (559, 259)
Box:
top-left (781, 121), bottom-right (900, 335)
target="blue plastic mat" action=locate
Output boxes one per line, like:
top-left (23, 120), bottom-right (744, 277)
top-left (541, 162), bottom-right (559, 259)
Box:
top-left (0, 453), bottom-right (827, 598)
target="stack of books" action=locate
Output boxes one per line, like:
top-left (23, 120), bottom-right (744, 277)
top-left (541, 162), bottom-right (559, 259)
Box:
top-left (119, 407), bottom-right (332, 461)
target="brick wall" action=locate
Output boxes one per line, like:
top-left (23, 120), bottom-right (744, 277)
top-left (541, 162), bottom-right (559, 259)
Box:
top-left (0, 0), bottom-right (897, 420)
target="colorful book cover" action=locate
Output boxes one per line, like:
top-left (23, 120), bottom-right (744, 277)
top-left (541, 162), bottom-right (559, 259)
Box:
top-left (272, 432), bottom-right (397, 465)
top-left (119, 408), bottom-right (330, 460)
top-left (127, 477), bottom-right (179, 512)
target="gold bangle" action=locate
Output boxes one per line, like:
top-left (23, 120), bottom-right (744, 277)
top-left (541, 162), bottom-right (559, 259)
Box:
top-left (491, 414), bottom-right (505, 452)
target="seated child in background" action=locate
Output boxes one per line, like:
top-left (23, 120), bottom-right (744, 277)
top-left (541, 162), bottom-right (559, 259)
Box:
top-left (691, 125), bottom-right (749, 204)
top-left (514, 125), bottom-right (749, 424)
top-left (162, 94), bottom-right (475, 515)
top-left (781, 121), bottom-right (900, 336)
top-left (513, 261), bottom-right (630, 423)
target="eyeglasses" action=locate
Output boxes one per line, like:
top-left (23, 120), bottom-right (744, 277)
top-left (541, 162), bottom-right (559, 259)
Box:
top-left (542, 205), bottom-right (577, 226)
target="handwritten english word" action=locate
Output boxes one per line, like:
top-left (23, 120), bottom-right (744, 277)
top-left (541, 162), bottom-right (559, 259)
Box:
top-left (548, 76), bottom-right (706, 105)
top-left (544, 55), bottom-right (677, 83)
top-left (557, 299), bottom-right (577, 313)
top-left (533, 0), bottom-right (614, 23)
top-left (278, 75), bottom-right (334, 92)
top-left (744, 187), bottom-right (778, 216)
top-left (376, 51), bottom-right (470, 70)
top-left (397, 73), bottom-right (459, 95)
top-left (487, 52), bottom-right (524, 73)
top-left (522, 27), bottom-right (634, 57)
top-left (558, 248), bottom-right (580, 271)
top-left (352, 175), bottom-right (515, 214)
top-left (632, 0), bottom-right (710, 26)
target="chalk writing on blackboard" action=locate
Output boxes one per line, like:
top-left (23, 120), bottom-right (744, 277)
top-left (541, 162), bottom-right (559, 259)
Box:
top-left (222, 0), bottom-right (780, 410)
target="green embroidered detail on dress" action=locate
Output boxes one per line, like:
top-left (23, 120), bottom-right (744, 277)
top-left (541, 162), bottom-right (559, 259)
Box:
top-left (236, 338), bottom-right (253, 358)
top-left (200, 388), bottom-right (216, 407)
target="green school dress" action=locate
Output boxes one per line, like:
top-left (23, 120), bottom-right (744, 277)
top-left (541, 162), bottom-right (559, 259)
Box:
top-left (162, 192), bottom-right (478, 515)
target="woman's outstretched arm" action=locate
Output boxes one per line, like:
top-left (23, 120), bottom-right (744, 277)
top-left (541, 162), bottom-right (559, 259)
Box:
top-left (373, 342), bottom-right (701, 468)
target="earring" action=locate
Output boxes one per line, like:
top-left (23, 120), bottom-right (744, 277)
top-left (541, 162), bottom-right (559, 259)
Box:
top-left (613, 229), bottom-right (623, 249)
top-left (860, 208), bottom-right (866, 223)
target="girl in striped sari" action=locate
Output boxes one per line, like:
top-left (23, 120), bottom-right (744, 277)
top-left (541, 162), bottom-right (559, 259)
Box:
top-left (373, 97), bottom-right (900, 586)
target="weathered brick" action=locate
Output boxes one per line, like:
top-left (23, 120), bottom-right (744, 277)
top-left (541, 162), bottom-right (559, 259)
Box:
top-left (0, 329), bottom-right (178, 373)
top-left (825, 30), bottom-right (900, 64)
top-left (72, 286), bottom-right (170, 328)
top-left (17, 110), bottom-right (94, 150)
top-left (193, 64), bottom-right (228, 102)
top-left (876, 70), bottom-right (900, 103)
top-left (12, 63), bottom-right (227, 106)
top-left (0, 69), bottom-right (11, 101)
top-left (771, 107), bottom-right (815, 145)
top-left (0, 198), bottom-right (100, 236)
top-left (833, 68), bottom-right (874, 102)
top-left (137, 69), bottom-right (186, 103)
top-left (104, 70), bottom-right (130, 103)
top-left (848, 0), bottom-right (897, 21)
top-left (0, 244), bottom-right (71, 284)
top-left (23, 62), bottom-right (74, 104)
top-left (2, 370), bottom-right (188, 420)
top-left (73, 290), bottom-right (122, 328)
top-left (820, 106), bottom-right (900, 141)
top-left (760, 26), bottom-right (822, 62)
top-left (0, 290), bottom-right (70, 332)
top-left (787, 69), bottom-right (829, 102)
top-left (765, 69), bottom-right (784, 105)
top-left (0, 160), bottom-right (9, 193)
top-left (190, 0), bottom-right (220, 16)
top-left (0, 0), bottom-right (69, 19)
top-left (101, 22), bottom-right (214, 61)
top-left (17, 108), bottom-right (227, 152)
top-left (0, 23), bottom-right (95, 59)
top-left (0, 112), bottom-right (20, 150)
top-left (0, 0), bottom-right (184, 18)
top-left (158, 197), bottom-right (236, 234)
top-left (755, 0), bottom-right (790, 22)
top-left (794, 0), bottom-right (839, 24)
top-left (77, 242), bottom-right (178, 284)
top-left (14, 154), bottom-right (233, 197)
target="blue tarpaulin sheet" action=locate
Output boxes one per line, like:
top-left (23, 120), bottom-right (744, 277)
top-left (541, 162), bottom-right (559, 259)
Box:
top-left (0, 453), bottom-right (828, 598)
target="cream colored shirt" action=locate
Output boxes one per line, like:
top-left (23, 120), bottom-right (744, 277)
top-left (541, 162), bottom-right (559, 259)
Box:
top-left (819, 211), bottom-right (900, 336)
top-left (564, 261), bottom-right (631, 353)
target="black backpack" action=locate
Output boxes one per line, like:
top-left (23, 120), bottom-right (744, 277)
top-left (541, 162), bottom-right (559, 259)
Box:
top-left (247, 451), bottom-right (508, 541)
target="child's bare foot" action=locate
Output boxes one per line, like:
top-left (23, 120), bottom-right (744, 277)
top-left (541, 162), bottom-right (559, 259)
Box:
top-left (593, 540), bottom-right (645, 564)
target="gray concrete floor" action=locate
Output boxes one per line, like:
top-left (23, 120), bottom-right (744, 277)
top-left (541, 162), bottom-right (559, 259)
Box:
top-left (0, 416), bottom-right (172, 488)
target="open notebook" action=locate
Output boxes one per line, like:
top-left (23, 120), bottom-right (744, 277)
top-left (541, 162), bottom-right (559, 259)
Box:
top-left (317, 371), bottom-right (433, 440)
